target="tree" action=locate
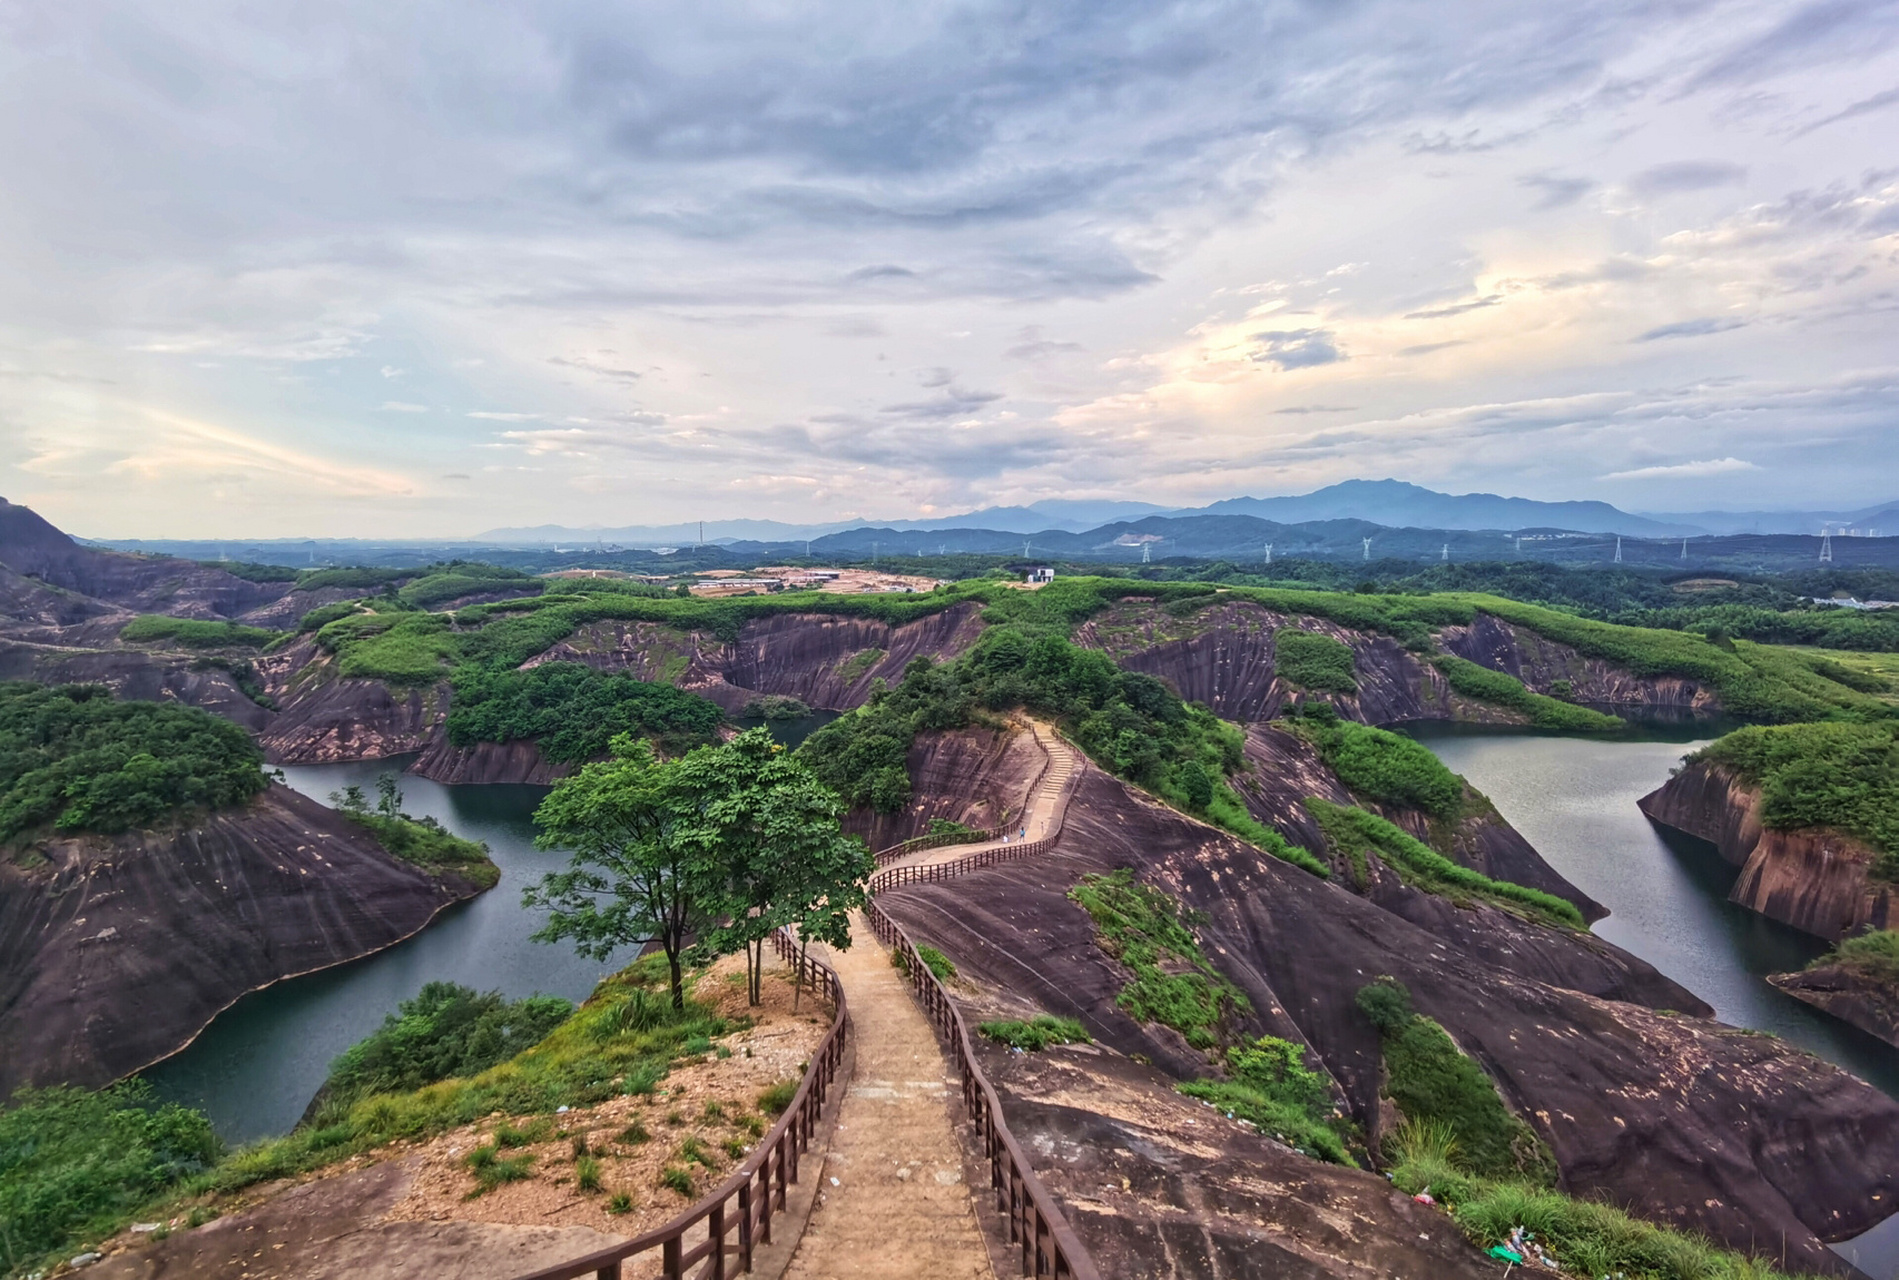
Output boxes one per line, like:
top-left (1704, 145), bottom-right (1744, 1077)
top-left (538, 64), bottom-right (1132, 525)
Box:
top-left (525, 734), bottom-right (723, 1009)
top-left (674, 728), bottom-right (873, 1005)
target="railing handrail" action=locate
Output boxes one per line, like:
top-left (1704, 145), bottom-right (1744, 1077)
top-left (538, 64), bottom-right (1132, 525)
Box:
top-left (512, 929), bottom-right (849, 1280)
top-left (864, 758), bottom-right (1099, 1280)
top-left (868, 717), bottom-right (1063, 868)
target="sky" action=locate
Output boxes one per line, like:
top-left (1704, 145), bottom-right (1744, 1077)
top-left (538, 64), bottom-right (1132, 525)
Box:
top-left (2, 0), bottom-right (1897, 539)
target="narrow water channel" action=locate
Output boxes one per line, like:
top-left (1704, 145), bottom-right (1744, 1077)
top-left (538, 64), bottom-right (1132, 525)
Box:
top-left (1409, 723), bottom-right (1899, 1277)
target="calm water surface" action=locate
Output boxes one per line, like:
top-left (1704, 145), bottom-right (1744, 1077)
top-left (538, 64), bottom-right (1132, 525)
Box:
top-left (1409, 723), bottom-right (1899, 1277)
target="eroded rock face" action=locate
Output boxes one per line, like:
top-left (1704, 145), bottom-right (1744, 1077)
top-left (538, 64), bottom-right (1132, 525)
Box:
top-left (964, 1037), bottom-right (1500, 1279)
top-left (1770, 965), bottom-right (1899, 1049)
top-left (1440, 612), bottom-right (1720, 713)
top-left (1640, 761), bottom-right (1895, 940)
top-left (879, 767), bottom-right (1899, 1275)
top-left (0, 785), bottom-right (489, 1096)
top-left (255, 641), bottom-right (446, 764)
top-left (841, 723), bottom-right (1044, 851)
top-left (409, 733), bottom-right (570, 786)
top-left (0, 641), bottom-right (275, 731)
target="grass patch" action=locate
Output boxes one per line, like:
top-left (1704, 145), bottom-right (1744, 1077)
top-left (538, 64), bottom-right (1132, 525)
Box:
top-left (1068, 869), bottom-right (1249, 1051)
top-left (1813, 928), bottom-right (1899, 985)
top-left (0, 682), bottom-right (266, 844)
top-left (1306, 800), bottom-right (1583, 927)
top-left (329, 786), bottom-right (499, 888)
top-left (1286, 705), bottom-right (1464, 819)
top-left (1273, 629), bottom-right (1358, 693)
top-left (1384, 1123), bottom-right (1811, 1280)
top-left (118, 615), bottom-right (278, 649)
top-left (1695, 721), bottom-right (1899, 877)
top-left (1431, 654), bottom-right (1623, 731)
top-left (915, 945), bottom-right (956, 982)
top-left (834, 648), bottom-right (885, 682)
top-left (1357, 978), bottom-right (1555, 1184)
top-left (1177, 1035), bottom-right (1353, 1166)
top-left (757, 1078), bottom-right (800, 1116)
top-left (977, 1016), bottom-right (1090, 1051)
top-left (315, 611), bottom-right (462, 684)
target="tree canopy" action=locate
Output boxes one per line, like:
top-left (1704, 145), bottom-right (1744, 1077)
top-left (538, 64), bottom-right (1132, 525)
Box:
top-left (526, 728), bottom-right (872, 1009)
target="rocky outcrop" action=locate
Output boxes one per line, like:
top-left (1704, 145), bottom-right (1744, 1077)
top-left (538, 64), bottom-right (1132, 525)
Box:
top-left (536, 604), bottom-right (987, 714)
top-left (0, 498), bottom-right (291, 619)
top-left (0, 639), bottom-right (276, 731)
top-left (410, 733), bottom-right (571, 786)
top-left (880, 767), bottom-right (1899, 1276)
top-left (1439, 612), bottom-right (1720, 713)
top-left (840, 723), bottom-right (1043, 851)
top-left (1639, 761), bottom-right (1895, 940)
top-left (0, 784), bottom-right (491, 1096)
top-left (965, 1038), bottom-right (1500, 1279)
top-left (254, 640), bottom-right (446, 763)
top-left (1769, 964), bottom-right (1899, 1049)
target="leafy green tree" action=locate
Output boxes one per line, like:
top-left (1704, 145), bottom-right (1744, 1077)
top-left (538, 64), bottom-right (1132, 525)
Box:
top-left (669, 728), bottom-right (872, 1006)
top-left (526, 735), bottom-right (722, 1009)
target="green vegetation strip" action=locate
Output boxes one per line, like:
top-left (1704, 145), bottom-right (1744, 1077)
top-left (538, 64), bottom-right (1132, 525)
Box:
top-left (1695, 721), bottom-right (1898, 878)
top-left (119, 616), bottom-right (278, 649)
top-left (1431, 654), bottom-right (1623, 731)
top-left (1287, 707), bottom-right (1465, 818)
top-left (1811, 929), bottom-right (1899, 984)
top-left (977, 1015), bottom-right (1090, 1051)
top-left (448, 662), bottom-right (724, 762)
top-left (0, 683), bottom-right (266, 845)
top-left (1068, 870), bottom-right (1249, 1051)
top-left (1308, 800), bottom-right (1583, 927)
top-left (1273, 629), bottom-right (1358, 693)
top-left (330, 776), bottom-right (500, 888)
top-left (1177, 1035), bottom-right (1353, 1166)
top-left (1356, 978), bottom-right (1555, 1184)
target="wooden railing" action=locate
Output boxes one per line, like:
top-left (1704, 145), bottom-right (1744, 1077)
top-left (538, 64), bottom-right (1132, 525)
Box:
top-left (868, 823), bottom-right (1065, 895)
top-left (513, 930), bottom-right (848, 1280)
top-left (865, 895), bottom-right (1100, 1280)
top-left (871, 825), bottom-right (998, 868)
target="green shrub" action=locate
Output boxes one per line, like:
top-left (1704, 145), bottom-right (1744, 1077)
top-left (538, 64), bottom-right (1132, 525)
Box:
top-left (978, 1016), bottom-right (1090, 1050)
top-left (925, 817), bottom-right (986, 841)
top-left (296, 600), bottom-right (364, 633)
top-left (466, 1147), bottom-right (534, 1196)
top-left (1306, 800), bottom-right (1584, 927)
top-left (313, 982), bottom-right (573, 1112)
top-left (757, 1078), bottom-right (800, 1115)
top-left (1696, 722), bottom-right (1899, 869)
top-left (1431, 654), bottom-right (1623, 731)
top-left (329, 778), bottom-right (499, 887)
top-left (1069, 870), bottom-right (1249, 1050)
top-left (0, 1081), bottom-right (220, 1271)
top-left (607, 1190), bottom-right (633, 1214)
top-left (315, 611), bottom-right (461, 684)
top-left (1177, 1034), bottom-right (1351, 1165)
top-left (740, 694), bottom-right (812, 721)
top-left (660, 1166), bottom-right (694, 1196)
top-left (1274, 629), bottom-right (1359, 693)
top-left (448, 662), bottom-right (724, 762)
top-left (1816, 928), bottom-right (1899, 984)
top-left (118, 615), bottom-right (278, 649)
top-left (574, 1155), bottom-right (603, 1193)
top-left (915, 945), bottom-right (956, 981)
top-left (1357, 978), bottom-right (1554, 1184)
top-left (0, 683), bottom-right (266, 843)
top-left (1288, 708), bottom-right (1464, 819)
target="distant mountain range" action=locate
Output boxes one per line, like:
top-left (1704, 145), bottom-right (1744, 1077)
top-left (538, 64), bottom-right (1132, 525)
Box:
top-left (475, 480), bottom-right (1898, 546)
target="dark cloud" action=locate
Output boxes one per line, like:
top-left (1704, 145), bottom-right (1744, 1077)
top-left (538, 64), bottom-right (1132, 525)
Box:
top-left (1404, 295), bottom-right (1502, 320)
top-left (1005, 339), bottom-right (1084, 360)
top-left (847, 265), bottom-right (916, 280)
top-left (1518, 172), bottom-right (1595, 209)
top-left (548, 355), bottom-right (642, 383)
top-left (1250, 329), bottom-right (1344, 369)
top-left (1397, 340), bottom-right (1469, 356)
top-left (1635, 317), bottom-right (1748, 341)
top-left (1795, 85), bottom-right (1899, 135)
top-left (1629, 161), bottom-right (1748, 195)
top-left (878, 385), bottom-right (1005, 420)
top-left (1687, 0), bottom-right (1899, 91)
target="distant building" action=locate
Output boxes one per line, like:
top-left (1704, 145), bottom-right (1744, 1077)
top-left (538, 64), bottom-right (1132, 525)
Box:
top-left (1026, 566), bottom-right (1055, 584)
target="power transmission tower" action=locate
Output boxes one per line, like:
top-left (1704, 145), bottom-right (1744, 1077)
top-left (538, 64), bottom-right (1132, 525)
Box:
top-left (1680, 537), bottom-right (1688, 561)
top-left (1141, 542), bottom-right (1150, 564)
top-left (1023, 540), bottom-right (1031, 558)
top-left (1613, 536), bottom-right (1622, 564)
top-left (1514, 535), bottom-right (1523, 555)
top-left (939, 543), bottom-right (946, 556)
top-left (698, 520), bottom-right (704, 547)
top-left (1361, 537), bottom-right (1372, 561)
top-left (1441, 543), bottom-right (1448, 562)
top-left (872, 540), bottom-right (878, 564)
top-left (1264, 543), bottom-right (1272, 566)
top-left (1820, 526), bottom-right (1833, 563)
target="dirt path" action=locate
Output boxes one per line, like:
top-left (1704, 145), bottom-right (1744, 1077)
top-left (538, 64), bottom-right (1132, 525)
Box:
top-left (782, 912), bottom-right (994, 1280)
top-left (904, 718), bottom-right (1081, 871)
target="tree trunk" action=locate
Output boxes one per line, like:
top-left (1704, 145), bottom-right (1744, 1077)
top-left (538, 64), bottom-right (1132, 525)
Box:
top-left (665, 941), bottom-right (685, 1011)
top-left (794, 934), bottom-right (809, 1012)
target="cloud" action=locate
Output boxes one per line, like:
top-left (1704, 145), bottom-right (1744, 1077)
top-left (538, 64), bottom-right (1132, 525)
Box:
top-left (548, 355), bottom-right (643, 383)
top-left (1635, 317), bottom-right (1747, 341)
top-left (379, 400), bottom-right (428, 412)
top-left (468, 411), bottom-right (545, 422)
top-left (1629, 161), bottom-right (1748, 195)
top-left (1250, 329), bottom-right (1344, 370)
top-left (1404, 295), bottom-right (1503, 320)
top-left (1273, 404), bottom-right (1357, 414)
top-left (1397, 340), bottom-right (1469, 356)
top-left (1603, 457), bottom-right (1762, 480)
top-left (380, 365), bottom-right (404, 379)
top-left (1518, 173), bottom-right (1595, 209)
top-left (1795, 85), bottom-right (1899, 135)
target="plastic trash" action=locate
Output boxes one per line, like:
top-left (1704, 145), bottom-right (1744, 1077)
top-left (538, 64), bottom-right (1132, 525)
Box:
top-left (1488, 1246), bottom-right (1524, 1264)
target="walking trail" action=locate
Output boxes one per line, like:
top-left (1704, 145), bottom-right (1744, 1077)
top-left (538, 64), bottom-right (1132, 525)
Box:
top-left (782, 720), bottom-right (1081, 1280)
